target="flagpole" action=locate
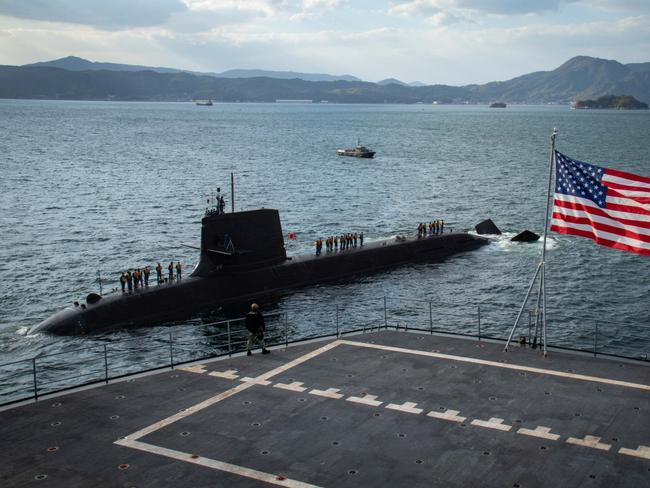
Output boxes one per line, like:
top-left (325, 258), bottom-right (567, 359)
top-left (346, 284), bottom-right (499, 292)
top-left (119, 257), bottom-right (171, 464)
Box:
top-left (504, 128), bottom-right (557, 353)
top-left (539, 128), bottom-right (558, 356)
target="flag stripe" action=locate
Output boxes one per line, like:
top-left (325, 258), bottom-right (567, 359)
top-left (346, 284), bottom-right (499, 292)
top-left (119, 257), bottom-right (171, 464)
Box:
top-left (552, 206), bottom-right (650, 237)
top-left (550, 218), bottom-right (650, 250)
top-left (607, 188), bottom-right (650, 209)
top-left (553, 194), bottom-right (650, 227)
top-left (605, 198), bottom-right (650, 215)
top-left (605, 168), bottom-right (650, 186)
top-left (551, 224), bottom-right (650, 256)
top-left (552, 211), bottom-right (650, 243)
top-left (602, 180), bottom-right (650, 193)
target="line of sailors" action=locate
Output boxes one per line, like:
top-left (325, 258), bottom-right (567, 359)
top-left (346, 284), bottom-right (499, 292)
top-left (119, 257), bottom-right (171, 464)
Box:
top-left (418, 220), bottom-right (445, 238)
top-left (119, 261), bottom-right (183, 293)
top-left (316, 233), bottom-right (364, 255)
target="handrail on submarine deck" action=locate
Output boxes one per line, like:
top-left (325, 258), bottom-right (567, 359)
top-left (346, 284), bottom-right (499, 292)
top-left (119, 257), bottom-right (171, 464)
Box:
top-left (0, 299), bottom-right (648, 408)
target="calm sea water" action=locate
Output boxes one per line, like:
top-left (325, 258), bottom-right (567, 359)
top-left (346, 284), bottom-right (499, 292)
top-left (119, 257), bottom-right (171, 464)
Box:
top-left (0, 101), bottom-right (648, 389)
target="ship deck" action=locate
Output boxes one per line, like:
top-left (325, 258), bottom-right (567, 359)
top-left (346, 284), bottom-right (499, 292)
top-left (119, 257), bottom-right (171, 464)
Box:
top-left (2, 330), bottom-right (649, 487)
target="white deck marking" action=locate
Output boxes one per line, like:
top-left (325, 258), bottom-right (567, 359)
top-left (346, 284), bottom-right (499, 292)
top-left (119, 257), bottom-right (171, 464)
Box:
top-left (471, 417), bottom-right (512, 431)
top-left (337, 340), bottom-right (650, 391)
top-left (274, 382), bottom-right (307, 392)
top-left (566, 435), bottom-right (611, 451)
top-left (517, 426), bottom-right (560, 441)
top-left (346, 394), bottom-right (383, 407)
top-left (120, 340), bottom-right (342, 442)
top-left (117, 336), bottom-right (648, 483)
top-left (618, 445), bottom-right (650, 460)
top-left (208, 369), bottom-right (239, 380)
top-left (178, 364), bottom-right (207, 374)
top-left (126, 382), bottom-right (255, 441)
top-left (427, 409), bottom-right (466, 423)
top-left (309, 388), bottom-right (344, 399)
top-left (116, 439), bottom-right (321, 488)
top-left (240, 377), bottom-right (272, 386)
top-left (386, 402), bottom-right (423, 414)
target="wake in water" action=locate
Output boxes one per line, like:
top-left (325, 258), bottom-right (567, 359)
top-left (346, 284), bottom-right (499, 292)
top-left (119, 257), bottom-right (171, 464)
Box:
top-left (469, 230), bottom-right (559, 253)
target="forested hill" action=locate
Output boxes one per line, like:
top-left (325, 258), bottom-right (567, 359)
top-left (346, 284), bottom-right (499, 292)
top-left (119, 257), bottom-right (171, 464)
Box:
top-left (2, 56), bottom-right (649, 104)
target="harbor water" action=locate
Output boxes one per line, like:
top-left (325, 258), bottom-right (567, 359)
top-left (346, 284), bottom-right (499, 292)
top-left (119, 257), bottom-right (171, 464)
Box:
top-left (0, 100), bottom-right (648, 399)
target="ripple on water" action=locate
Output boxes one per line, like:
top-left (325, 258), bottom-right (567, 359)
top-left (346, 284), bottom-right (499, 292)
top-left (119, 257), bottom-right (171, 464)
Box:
top-left (0, 101), bottom-right (648, 393)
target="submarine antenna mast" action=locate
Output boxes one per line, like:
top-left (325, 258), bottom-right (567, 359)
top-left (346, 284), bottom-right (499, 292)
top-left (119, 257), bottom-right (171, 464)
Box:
top-left (231, 172), bottom-right (235, 213)
top-left (504, 128), bottom-right (557, 357)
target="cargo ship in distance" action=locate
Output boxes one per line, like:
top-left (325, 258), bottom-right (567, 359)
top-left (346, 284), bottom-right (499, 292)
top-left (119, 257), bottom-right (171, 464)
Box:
top-left (33, 204), bottom-right (487, 335)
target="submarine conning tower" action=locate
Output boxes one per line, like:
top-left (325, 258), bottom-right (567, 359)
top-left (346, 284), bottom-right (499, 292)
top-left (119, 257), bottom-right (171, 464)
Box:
top-left (192, 208), bottom-right (287, 276)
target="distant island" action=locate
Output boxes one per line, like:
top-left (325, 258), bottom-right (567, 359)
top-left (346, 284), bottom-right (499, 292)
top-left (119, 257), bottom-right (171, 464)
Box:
top-left (489, 102), bottom-right (507, 108)
top-left (574, 95), bottom-right (648, 110)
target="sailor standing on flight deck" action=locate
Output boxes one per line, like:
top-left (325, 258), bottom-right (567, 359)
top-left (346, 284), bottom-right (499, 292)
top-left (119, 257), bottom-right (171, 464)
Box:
top-left (175, 262), bottom-right (182, 281)
top-left (126, 271), bottom-right (133, 293)
top-left (168, 262), bottom-right (174, 282)
top-left (245, 303), bottom-right (270, 356)
top-left (156, 262), bottom-right (162, 284)
top-left (120, 272), bottom-right (126, 293)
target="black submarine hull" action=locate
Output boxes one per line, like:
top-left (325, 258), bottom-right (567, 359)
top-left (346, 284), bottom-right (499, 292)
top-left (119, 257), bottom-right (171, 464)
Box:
top-left (33, 209), bottom-right (487, 335)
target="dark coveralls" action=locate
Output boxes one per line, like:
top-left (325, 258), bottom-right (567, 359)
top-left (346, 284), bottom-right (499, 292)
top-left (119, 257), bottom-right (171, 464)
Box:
top-left (245, 311), bottom-right (267, 353)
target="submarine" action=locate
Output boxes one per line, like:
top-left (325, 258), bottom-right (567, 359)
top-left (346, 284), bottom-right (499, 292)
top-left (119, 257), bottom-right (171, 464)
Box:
top-left (33, 205), bottom-right (488, 335)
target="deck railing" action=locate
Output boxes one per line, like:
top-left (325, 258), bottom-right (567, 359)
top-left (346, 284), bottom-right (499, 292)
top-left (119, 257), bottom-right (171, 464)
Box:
top-left (1, 298), bottom-right (647, 407)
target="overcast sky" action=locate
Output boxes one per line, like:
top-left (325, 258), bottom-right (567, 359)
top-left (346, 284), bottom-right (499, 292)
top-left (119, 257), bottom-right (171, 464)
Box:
top-left (0, 0), bottom-right (648, 85)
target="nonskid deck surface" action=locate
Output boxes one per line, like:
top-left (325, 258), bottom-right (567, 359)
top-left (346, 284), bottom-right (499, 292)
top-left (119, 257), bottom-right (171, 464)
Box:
top-left (1, 331), bottom-right (649, 487)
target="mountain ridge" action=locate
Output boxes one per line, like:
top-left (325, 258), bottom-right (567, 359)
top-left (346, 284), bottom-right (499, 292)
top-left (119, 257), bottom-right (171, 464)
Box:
top-left (24, 56), bottom-right (363, 83)
top-left (4, 55), bottom-right (650, 104)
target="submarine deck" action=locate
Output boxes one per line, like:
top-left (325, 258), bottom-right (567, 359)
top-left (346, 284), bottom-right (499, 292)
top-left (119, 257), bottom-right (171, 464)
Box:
top-left (1, 330), bottom-right (649, 487)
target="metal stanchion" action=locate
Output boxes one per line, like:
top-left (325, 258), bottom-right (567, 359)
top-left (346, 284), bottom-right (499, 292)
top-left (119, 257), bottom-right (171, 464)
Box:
top-left (227, 321), bottom-right (232, 357)
top-left (478, 306), bottom-right (481, 342)
top-left (285, 313), bottom-right (289, 348)
top-left (336, 305), bottom-right (340, 338)
top-left (104, 344), bottom-right (109, 384)
top-left (429, 301), bottom-right (433, 334)
top-left (32, 358), bottom-right (38, 401)
top-left (169, 332), bottom-right (174, 368)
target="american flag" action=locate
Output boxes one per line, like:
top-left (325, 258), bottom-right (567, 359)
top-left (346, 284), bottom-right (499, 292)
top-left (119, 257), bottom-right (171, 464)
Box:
top-left (550, 151), bottom-right (650, 256)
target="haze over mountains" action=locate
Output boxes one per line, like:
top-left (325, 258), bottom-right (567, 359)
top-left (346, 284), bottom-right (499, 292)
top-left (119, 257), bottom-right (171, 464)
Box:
top-left (2, 55), bottom-right (649, 104)
top-left (25, 56), bottom-right (364, 83)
